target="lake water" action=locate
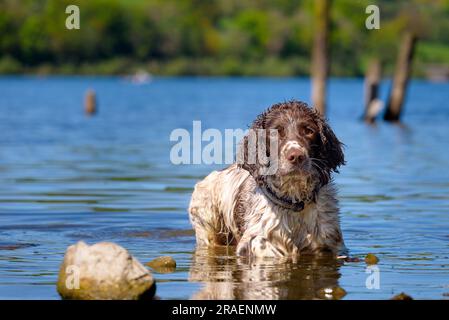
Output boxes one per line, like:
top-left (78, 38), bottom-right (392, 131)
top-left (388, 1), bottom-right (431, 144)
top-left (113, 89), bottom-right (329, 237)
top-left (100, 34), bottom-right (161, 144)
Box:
top-left (0, 76), bottom-right (448, 299)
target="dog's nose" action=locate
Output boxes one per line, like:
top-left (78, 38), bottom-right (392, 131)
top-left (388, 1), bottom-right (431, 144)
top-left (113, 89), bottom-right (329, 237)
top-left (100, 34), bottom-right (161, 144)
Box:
top-left (286, 148), bottom-right (305, 164)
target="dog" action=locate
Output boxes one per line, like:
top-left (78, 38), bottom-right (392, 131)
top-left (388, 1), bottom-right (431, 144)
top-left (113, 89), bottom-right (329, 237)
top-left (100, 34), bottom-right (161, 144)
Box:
top-left (189, 100), bottom-right (346, 257)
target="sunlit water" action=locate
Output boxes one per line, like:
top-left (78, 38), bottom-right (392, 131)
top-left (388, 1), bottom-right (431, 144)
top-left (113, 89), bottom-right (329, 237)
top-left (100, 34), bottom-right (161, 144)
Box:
top-left (0, 76), bottom-right (448, 299)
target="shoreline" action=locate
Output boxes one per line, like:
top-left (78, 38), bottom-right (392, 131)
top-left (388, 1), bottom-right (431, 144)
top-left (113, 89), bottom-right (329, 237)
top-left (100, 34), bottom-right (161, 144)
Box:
top-left (0, 56), bottom-right (443, 79)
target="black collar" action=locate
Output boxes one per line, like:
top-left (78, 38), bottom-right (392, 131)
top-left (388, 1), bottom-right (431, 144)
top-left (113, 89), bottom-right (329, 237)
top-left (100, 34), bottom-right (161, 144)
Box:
top-left (260, 185), bottom-right (305, 212)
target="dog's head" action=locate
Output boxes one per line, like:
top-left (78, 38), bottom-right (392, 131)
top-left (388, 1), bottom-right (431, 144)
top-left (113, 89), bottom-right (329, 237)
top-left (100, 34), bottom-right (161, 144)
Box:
top-left (238, 100), bottom-right (345, 202)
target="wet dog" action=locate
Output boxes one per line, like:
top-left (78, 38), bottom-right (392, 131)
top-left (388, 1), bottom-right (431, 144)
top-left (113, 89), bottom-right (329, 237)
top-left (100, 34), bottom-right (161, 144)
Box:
top-left (189, 100), bottom-right (346, 257)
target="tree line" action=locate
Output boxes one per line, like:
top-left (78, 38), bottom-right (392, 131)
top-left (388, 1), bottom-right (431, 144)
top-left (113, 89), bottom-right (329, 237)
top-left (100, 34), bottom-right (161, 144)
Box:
top-left (0, 0), bottom-right (448, 76)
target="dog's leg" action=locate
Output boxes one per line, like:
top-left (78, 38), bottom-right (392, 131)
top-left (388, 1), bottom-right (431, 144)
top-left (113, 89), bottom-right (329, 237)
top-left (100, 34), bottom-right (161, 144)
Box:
top-left (237, 236), bottom-right (287, 258)
top-left (189, 171), bottom-right (225, 246)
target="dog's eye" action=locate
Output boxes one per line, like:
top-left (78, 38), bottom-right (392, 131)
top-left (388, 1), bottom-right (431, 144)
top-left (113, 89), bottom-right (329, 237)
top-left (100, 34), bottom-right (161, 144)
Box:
top-left (273, 126), bottom-right (285, 137)
top-left (303, 127), bottom-right (315, 136)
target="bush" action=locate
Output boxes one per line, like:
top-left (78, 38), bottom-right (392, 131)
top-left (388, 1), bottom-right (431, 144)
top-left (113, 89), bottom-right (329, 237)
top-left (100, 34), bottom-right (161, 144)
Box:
top-left (0, 56), bottom-right (23, 74)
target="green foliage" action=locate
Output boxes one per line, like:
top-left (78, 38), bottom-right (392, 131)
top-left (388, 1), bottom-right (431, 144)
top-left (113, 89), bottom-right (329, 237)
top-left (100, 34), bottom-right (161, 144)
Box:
top-left (0, 55), bottom-right (22, 74)
top-left (0, 0), bottom-right (448, 75)
top-left (417, 42), bottom-right (449, 63)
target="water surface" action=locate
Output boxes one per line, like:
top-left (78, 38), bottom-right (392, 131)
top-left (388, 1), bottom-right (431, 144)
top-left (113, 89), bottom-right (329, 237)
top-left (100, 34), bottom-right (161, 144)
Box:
top-left (0, 76), bottom-right (448, 299)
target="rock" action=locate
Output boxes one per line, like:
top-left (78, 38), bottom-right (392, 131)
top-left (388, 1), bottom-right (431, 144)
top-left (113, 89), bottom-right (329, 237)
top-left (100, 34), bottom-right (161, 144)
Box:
top-left (57, 241), bottom-right (155, 300)
top-left (317, 286), bottom-right (347, 300)
top-left (391, 292), bottom-right (413, 300)
top-left (146, 256), bottom-right (176, 273)
top-left (365, 253), bottom-right (379, 265)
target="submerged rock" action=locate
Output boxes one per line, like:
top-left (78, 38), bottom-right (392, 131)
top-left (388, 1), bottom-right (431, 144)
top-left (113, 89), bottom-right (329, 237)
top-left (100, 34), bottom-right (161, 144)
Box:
top-left (365, 253), bottom-right (379, 265)
top-left (57, 241), bottom-right (155, 300)
top-left (391, 292), bottom-right (413, 300)
top-left (146, 256), bottom-right (177, 273)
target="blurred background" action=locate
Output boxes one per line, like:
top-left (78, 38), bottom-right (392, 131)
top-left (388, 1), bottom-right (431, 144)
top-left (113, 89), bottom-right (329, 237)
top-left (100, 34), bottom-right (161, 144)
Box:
top-left (0, 0), bottom-right (448, 78)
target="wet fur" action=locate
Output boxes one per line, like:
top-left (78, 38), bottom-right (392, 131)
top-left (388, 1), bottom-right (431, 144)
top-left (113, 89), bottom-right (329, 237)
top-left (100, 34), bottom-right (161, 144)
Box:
top-left (189, 101), bottom-right (346, 257)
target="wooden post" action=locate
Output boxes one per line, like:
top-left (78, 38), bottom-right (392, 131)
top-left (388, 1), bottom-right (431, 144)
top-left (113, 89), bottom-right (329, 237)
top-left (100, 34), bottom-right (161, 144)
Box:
top-left (363, 59), bottom-right (382, 123)
top-left (311, 0), bottom-right (331, 116)
top-left (384, 32), bottom-right (417, 122)
top-left (84, 89), bottom-right (97, 115)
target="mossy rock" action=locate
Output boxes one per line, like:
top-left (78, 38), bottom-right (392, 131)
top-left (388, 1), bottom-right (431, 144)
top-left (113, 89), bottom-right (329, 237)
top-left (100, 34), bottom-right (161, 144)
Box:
top-left (146, 256), bottom-right (177, 273)
top-left (365, 253), bottom-right (379, 265)
top-left (391, 292), bottom-right (413, 300)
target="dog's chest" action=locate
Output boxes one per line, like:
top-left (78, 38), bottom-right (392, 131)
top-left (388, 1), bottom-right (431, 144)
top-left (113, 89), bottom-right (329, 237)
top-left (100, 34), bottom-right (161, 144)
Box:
top-left (233, 190), bottom-right (324, 251)
top-left (219, 165), bottom-right (340, 254)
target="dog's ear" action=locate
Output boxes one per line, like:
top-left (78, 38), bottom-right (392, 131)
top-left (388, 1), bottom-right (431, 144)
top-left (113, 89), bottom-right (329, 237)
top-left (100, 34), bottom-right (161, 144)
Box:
top-left (237, 134), bottom-right (259, 182)
top-left (317, 116), bottom-right (345, 173)
top-left (237, 110), bottom-right (270, 182)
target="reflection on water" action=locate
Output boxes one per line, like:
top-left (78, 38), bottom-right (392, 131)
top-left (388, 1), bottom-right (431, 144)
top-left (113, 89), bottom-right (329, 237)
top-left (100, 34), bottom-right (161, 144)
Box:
top-left (189, 247), bottom-right (342, 300)
top-left (0, 77), bottom-right (449, 299)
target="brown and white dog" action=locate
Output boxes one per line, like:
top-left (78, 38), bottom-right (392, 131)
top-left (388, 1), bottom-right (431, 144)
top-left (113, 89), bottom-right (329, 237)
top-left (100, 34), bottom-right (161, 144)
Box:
top-left (189, 100), bottom-right (346, 257)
